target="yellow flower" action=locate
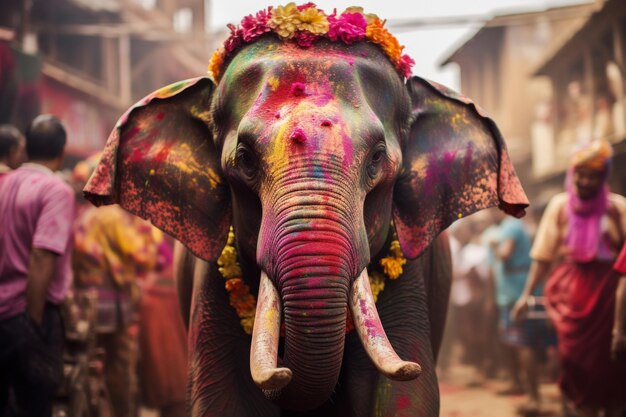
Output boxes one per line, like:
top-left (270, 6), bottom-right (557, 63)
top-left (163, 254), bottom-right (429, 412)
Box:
top-left (269, 2), bottom-right (300, 39)
top-left (241, 316), bottom-right (255, 335)
top-left (221, 264), bottom-right (242, 278)
top-left (226, 228), bottom-right (236, 245)
top-left (208, 48), bottom-right (225, 81)
top-left (369, 271), bottom-right (386, 303)
top-left (218, 244), bottom-right (242, 278)
top-left (365, 19), bottom-right (403, 64)
top-left (297, 7), bottom-right (329, 34)
top-left (389, 240), bottom-right (404, 258)
top-left (218, 246), bottom-right (237, 265)
top-left (379, 255), bottom-right (406, 280)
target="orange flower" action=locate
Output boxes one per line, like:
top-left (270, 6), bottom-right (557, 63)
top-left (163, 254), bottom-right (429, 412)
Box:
top-left (365, 19), bottom-right (403, 64)
top-left (225, 277), bottom-right (245, 294)
top-left (230, 292), bottom-right (256, 316)
top-left (208, 48), bottom-right (225, 81)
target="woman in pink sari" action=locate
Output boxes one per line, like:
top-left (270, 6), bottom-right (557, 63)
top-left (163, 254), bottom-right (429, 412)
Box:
top-left (512, 140), bottom-right (626, 417)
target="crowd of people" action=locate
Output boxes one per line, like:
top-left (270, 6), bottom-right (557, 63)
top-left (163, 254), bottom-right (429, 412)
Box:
top-left (1, 114), bottom-right (626, 417)
top-left (0, 117), bottom-right (187, 417)
top-left (442, 139), bottom-right (626, 417)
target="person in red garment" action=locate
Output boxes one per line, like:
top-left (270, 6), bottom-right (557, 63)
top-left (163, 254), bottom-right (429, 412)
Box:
top-left (512, 139), bottom-right (626, 417)
top-left (613, 243), bottom-right (626, 367)
top-left (138, 237), bottom-right (188, 417)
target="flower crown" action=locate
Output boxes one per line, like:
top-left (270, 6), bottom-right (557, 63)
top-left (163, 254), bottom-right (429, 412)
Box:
top-left (208, 3), bottom-right (415, 82)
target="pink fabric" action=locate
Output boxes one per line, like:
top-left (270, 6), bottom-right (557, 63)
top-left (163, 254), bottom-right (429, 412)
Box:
top-left (564, 167), bottom-right (610, 262)
top-left (0, 164), bottom-right (75, 319)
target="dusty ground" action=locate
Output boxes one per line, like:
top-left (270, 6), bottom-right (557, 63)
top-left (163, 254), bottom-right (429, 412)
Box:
top-left (140, 358), bottom-right (564, 417)
top-left (439, 363), bottom-right (562, 417)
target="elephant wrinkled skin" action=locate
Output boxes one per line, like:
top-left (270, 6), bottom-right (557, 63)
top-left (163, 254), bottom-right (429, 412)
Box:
top-left (85, 35), bottom-right (528, 416)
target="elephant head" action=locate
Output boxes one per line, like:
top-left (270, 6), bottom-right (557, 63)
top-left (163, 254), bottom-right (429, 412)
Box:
top-left (85, 5), bottom-right (527, 412)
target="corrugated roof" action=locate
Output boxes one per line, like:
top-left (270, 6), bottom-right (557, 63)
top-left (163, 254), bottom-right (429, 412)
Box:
top-left (533, 0), bottom-right (621, 76)
top-left (439, 2), bottom-right (596, 67)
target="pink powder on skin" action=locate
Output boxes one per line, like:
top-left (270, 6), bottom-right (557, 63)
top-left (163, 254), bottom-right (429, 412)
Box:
top-left (289, 128), bottom-right (307, 143)
top-left (291, 82), bottom-right (307, 97)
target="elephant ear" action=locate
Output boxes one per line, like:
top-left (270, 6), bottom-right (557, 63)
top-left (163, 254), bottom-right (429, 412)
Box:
top-left (84, 77), bottom-right (231, 262)
top-left (393, 76), bottom-right (528, 259)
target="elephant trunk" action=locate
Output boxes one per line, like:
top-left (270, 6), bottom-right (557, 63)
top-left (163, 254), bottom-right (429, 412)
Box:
top-left (253, 204), bottom-right (354, 410)
top-left (276, 228), bottom-right (350, 410)
top-left (251, 185), bottom-right (419, 410)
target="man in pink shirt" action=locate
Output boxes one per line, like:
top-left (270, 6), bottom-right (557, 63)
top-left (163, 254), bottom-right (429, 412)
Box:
top-left (0, 115), bottom-right (75, 417)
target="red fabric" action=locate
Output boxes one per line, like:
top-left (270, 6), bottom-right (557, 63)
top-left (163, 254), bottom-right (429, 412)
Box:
top-left (545, 261), bottom-right (626, 407)
top-left (138, 276), bottom-right (188, 408)
top-left (615, 243), bottom-right (626, 275)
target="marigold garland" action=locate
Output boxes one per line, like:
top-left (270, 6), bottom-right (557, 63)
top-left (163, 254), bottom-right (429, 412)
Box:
top-left (217, 229), bottom-right (256, 334)
top-left (218, 226), bottom-right (406, 335)
top-left (207, 3), bottom-right (414, 83)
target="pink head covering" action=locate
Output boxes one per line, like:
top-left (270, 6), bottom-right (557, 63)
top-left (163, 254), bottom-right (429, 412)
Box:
top-left (565, 140), bottom-right (613, 262)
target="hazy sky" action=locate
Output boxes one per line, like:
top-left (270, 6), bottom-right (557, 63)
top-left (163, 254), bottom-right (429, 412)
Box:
top-left (209, 0), bottom-right (587, 89)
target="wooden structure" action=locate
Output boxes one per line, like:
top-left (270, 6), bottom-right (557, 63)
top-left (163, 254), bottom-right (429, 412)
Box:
top-left (0, 0), bottom-right (212, 157)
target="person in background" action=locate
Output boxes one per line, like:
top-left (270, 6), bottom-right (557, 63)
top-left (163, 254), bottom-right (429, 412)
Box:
top-left (512, 139), bottom-right (626, 417)
top-left (0, 115), bottom-right (75, 417)
top-left (482, 214), bottom-right (523, 395)
top-left (0, 124), bottom-right (25, 176)
top-left (612, 242), bottom-right (626, 366)
top-left (72, 155), bottom-right (162, 417)
top-left (138, 236), bottom-right (188, 417)
top-left (490, 209), bottom-right (554, 416)
top-left (443, 220), bottom-right (490, 386)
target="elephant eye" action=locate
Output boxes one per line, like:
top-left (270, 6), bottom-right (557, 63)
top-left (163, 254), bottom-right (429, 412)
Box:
top-left (367, 148), bottom-right (385, 180)
top-left (235, 142), bottom-right (259, 181)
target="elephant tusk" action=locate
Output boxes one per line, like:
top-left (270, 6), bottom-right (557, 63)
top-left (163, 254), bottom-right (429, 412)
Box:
top-left (349, 268), bottom-right (421, 381)
top-left (250, 271), bottom-right (293, 390)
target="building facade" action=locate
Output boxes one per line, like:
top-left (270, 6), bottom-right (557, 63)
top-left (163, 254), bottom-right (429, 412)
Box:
top-left (0, 0), bottom-right (211, 159)
top-left (440, 2), bottom-right (600, 203)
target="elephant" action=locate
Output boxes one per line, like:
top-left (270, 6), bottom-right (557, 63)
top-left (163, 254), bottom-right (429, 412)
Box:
top-left (84, 6), bottom-right (528, 416)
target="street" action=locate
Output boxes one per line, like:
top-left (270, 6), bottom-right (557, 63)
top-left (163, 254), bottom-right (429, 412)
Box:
top-left (440, 363), bottom-right (561, 417)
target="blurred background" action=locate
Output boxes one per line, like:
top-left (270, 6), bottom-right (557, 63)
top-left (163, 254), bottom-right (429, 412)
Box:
top-left (1, 1), bottom-right (625, 415)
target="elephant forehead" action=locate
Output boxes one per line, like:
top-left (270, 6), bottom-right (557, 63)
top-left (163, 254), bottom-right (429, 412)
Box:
top-left (241, 100), bottom-right (368, 174)
top-left (221, 37), bottom-right (398, 94)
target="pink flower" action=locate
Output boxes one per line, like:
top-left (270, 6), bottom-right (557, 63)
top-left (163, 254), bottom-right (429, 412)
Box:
top-left (397, 54), bottom-right (415, 78)
top-left (224, 23), bottom-right (243, 53)
top-left (327, 12), bottom-right (367, 44)
top-left (293, 30), bottom-right (317, 47)
top-left (241, 7), bottom-right (272, 42)
top-left (297, 2), bottom-right (317, 11)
